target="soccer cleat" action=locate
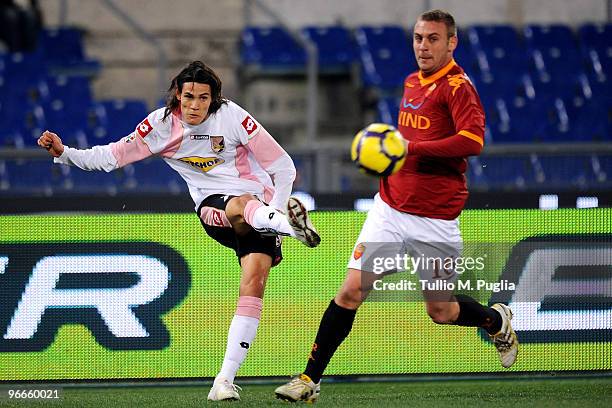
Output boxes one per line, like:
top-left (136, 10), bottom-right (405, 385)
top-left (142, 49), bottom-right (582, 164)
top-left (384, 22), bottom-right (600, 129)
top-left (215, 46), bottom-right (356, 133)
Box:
top-left (489, 303), bottom-right (519, 368)
top-left (275, 374), bottom-right (320, 403)
top-left (207, 377), bottom-right (242, 401)
top-left (286, 197), bottom-right (321, 248)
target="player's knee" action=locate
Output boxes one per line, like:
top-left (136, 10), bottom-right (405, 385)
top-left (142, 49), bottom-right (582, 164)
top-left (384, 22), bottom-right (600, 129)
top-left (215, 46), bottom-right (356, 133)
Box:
top-left (335, 287), bottom-right (364, 309)
top-left (226, 194), bottom-right (256, 224)
top-left (427, 305), bottom-right (454, 324)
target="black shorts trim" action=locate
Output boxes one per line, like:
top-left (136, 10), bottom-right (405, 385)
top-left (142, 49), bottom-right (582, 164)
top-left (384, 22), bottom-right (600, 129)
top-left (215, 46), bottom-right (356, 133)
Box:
top-left (196, 194), bottom-right (283, 266)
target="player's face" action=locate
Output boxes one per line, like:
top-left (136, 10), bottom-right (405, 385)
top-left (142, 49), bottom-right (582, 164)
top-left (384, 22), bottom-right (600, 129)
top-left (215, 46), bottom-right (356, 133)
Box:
top-left (177, 82), bottom-right (212, 125)
top-left (413, 20), bottom-right (457, 75)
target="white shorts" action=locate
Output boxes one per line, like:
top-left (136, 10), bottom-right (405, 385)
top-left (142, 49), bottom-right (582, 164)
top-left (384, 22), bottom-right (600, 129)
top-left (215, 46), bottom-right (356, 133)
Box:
top-left (348, 193), bottom-right (462, 282)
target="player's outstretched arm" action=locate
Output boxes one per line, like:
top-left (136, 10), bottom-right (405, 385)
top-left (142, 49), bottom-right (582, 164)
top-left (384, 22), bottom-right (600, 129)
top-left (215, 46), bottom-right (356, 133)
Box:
top-left (37, 130), bottom-right (65, 158)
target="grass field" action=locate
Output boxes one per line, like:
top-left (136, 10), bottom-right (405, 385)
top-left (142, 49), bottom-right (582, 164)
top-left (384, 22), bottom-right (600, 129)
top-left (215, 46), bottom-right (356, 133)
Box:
top-left (2, 377), bottom-right (611, 407)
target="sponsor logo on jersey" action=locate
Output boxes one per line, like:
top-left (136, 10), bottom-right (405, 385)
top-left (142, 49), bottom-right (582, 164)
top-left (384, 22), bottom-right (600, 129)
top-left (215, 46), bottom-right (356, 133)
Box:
top-left (353, 243), bottom-right (365, 260)
top-left (190, 134), bottom-right (209, 140)
top-left (178, 156), bottom-right (225, 173)
top-left (136, 118), bottom-right (153, 138)
top-left (124, 134), bottom-right (136, 143)
top-left (241, 116), bottom-right (258, 136)
top-left (402, 83), bottom-right (436, 110)
top-left (210, 136), bottom-right (225, 153)
top-left (398, 111), bottom-right (431, 129)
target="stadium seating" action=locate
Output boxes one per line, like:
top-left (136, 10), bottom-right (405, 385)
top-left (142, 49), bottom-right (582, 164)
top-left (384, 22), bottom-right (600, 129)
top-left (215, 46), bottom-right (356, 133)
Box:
top-left (354, 25), bottom-right (416, 90)
top-left (301, 25), bottom-right (356, 73)
top-left (1, 22), bottom-right (610, 195)
top-left (241, 26), bottom-right (307, 73)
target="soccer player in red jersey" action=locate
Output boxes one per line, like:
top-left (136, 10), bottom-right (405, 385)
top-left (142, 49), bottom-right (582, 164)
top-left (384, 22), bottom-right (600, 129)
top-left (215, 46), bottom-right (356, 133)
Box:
top-left (275, 10), bottom-right (518, 403)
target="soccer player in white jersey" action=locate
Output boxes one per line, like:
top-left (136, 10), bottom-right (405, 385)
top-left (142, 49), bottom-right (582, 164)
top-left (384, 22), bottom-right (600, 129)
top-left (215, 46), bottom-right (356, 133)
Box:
top-left (275, 10), bottom-right (518, 403)
top-left (37, 60), bottom-right (320, 401)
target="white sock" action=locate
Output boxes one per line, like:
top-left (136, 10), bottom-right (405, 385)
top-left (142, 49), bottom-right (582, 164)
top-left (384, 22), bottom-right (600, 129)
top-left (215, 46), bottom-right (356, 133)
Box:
top-left (244, 200), bottom-right (296, 237)
top-left (217, 297), bottom-right (262, 383)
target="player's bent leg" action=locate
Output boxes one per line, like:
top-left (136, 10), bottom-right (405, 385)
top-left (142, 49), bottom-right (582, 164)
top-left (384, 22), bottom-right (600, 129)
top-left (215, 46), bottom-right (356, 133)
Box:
top-left (429, 293), bottom-right (518, 368)
top-left (209, 253), bottom-right (271, 401)
top-left (424, 297), bottom-right (460, 324)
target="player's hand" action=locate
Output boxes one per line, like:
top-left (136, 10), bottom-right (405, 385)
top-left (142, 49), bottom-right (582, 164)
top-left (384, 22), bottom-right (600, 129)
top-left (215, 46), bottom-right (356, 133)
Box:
top-left (37, 130), bottom-right (65, 158)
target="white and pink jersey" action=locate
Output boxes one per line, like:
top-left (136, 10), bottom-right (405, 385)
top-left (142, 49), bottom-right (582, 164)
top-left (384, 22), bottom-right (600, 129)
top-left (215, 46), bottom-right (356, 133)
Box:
top-left (54, 101), bottom-right (296, 211)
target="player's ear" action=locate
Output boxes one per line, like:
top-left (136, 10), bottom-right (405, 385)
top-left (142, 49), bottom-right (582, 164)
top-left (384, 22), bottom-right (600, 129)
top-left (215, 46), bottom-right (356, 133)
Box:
top-left (448, 35), bottom-right (458, 52)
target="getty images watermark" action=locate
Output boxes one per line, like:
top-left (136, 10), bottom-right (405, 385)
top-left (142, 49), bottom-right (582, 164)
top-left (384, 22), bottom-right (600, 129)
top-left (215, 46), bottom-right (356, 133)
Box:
top-left (355, 242), bottom-right (517, 302)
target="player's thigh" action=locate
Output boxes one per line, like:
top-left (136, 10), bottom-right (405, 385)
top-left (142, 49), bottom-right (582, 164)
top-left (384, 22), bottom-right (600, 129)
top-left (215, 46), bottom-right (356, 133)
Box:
top-left (347, 193), bottom-right (404, 273)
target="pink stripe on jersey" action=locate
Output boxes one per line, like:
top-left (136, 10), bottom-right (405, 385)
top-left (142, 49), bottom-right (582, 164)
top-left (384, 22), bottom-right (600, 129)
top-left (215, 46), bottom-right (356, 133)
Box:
top-left (243, 199), bottom-right (263, 225)
top-left (263, 185), bottom-right (274, 203)
top-left (246, 127), bottom-right (285, 170)
top-left (235, 145), bottom-right (260, 183)
top-left (235, 296), bottom-right (263, 319)
top-left (199, 206), bottom-right (231, 227)
top-left (161, 113), bottom-right (184, 158)
top-left (110, 134), bottom-right (153, 167)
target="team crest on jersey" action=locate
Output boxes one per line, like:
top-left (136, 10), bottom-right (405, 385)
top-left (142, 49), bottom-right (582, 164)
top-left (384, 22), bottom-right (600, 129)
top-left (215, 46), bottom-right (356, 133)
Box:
top-left (353, 243), bottom-right (366, 260)
top-left (210, 136), bottom-right (225, 153)
top-left (179, 156), bottom-right (225, 173)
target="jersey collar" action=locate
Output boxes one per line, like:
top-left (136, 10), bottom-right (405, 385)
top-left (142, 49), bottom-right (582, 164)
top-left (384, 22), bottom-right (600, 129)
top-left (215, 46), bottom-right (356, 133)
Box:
top-left (418, 59), bottom-right (456, 87)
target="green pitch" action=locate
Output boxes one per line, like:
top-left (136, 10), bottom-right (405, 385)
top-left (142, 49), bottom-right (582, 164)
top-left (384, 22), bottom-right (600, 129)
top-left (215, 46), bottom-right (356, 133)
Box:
top-left (2, 378), bottom-right (611, 407)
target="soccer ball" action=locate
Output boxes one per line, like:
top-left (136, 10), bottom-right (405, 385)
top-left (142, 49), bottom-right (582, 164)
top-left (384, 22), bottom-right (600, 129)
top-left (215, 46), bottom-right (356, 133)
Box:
top-left (351, 123), bottom-right (406, 177)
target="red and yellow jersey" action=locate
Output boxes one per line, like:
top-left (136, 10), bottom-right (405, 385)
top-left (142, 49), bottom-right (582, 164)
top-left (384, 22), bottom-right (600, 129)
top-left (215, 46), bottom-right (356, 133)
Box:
top-left (380, 59), bottom-right (485, 220)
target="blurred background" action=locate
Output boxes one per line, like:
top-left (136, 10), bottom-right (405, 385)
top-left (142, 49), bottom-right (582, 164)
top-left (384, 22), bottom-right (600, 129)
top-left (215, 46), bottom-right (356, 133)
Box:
top-left (0, 0), bottom-right (610, 212)
top-left (0, 1), bottom-right (611, 392)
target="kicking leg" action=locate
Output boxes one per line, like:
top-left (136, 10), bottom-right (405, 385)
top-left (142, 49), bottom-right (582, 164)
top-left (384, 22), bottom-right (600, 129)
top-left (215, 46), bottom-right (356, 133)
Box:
top-left (226, 194), bottom-right (320, 247)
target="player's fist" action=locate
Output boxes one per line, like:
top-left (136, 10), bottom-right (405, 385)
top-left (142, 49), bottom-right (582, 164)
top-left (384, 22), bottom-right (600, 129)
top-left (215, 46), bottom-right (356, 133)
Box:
top-left (37, 130), bottom-right (64, 158)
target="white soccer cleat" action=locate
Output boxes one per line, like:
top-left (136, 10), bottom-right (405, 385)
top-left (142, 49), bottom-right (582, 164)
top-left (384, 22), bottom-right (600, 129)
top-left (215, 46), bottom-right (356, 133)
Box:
top-left (275, 374), bottom-right (321, 403)
top-left (286, 197), bottom-right (321, 248)
top-left (207, 377), bottom-right (241, 401)
top-left (489, 303), bottom-right (519, 368)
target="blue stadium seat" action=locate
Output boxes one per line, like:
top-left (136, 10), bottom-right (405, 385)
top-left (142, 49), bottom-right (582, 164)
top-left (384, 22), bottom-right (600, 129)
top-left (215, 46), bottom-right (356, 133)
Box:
top-left (131, 159), bottom-right (186, 194)
top-left (38, 27), bottom-right (101, 76)
top-left (578, 23), bottom-right (612, 52)
top-left (376, 96), bottom-right (400, 126)
top-left (301, 25), bottom-right (356, 72)
top-left (354, 26), bottom-right (415, 90)
top-left (241, 26), bottom-right (307, 72)
top-left (4, 160), bottom-right (72, 195)
top-left (476, 156), bottom-right (539, 190)
top-left (70, 169), bottom-right (118, 195)
top-left (524, 25), bottom-right (580, 83)
top-left (535, 155), bottom-right (598, 189)
top-left (93, 99), bottom-right (149, 144)
top-left (468, 25), bottom-right (527, 76)
top-left (40, 100), bottom-right (89, 148)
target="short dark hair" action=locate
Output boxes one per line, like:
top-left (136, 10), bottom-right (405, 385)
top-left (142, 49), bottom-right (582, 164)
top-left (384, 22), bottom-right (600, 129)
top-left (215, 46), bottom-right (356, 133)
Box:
top-left (163, 60), bottom-right (227, 121)
top-left (418, 9), bottom-right (457, 38)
